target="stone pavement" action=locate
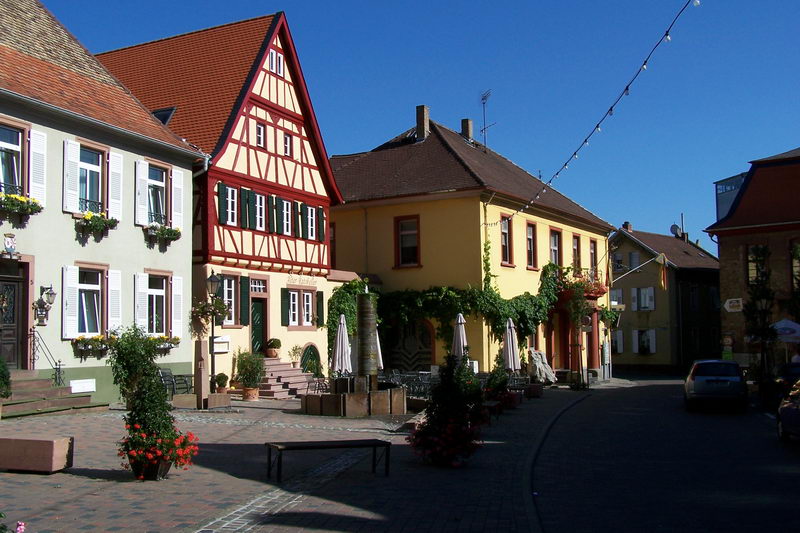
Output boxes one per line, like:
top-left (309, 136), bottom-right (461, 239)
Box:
top-left (1, 389), bottom-right (582, 533)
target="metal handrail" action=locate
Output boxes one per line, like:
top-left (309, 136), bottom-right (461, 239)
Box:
top-left (79, 198), bottom-right (103, 213)
top-left (29, 328), bottom-right (64, 387)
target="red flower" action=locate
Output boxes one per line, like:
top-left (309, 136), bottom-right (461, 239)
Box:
top-left (133, 424), bottom-right (141, 429)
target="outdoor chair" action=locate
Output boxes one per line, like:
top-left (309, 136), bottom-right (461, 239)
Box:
top-left (159, 368), bottom-right (192, 396)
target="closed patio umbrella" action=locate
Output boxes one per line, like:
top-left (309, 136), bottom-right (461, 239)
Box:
top-left (502, 318), bottom-right (521, 372)
top-left (451, 313), bottom-right (468, 362)
top-left (332, 314), bottom-right (352, 374)
top-left (376, 327), bottom-right (384, 370)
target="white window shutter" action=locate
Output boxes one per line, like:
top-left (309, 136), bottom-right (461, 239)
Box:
top-left (62, 265), bottom-right (79, 339)
top-left (135, 160), bottom-right (149, 225)
top-left (649, 329), bottom-right (657, 353)
top-left (646, 287), bottom-right (655, 310)
top-left (134, 273), bottom-right (149, 329)
top-left (171, 275), bottom-right (183, 339)
top-left (28, 130), bottom-right (47, 206)
top-left (107, 270), bottom-right (122, 332)
top-left (107, 152), bottom-right (123, 221)
top-left (631, 288), bottom-right (638, 311)
top-left (171, 169), bottom-right (184, 230)
top-left (632, 330), bottom-right (639, 354)
top-left (63, 140), bottom-right (80, 213)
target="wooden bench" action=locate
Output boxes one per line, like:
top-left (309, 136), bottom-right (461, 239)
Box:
top-left (265, 439), bottom-right (390, 483)
top-left (0, 436), bottom-right (74, 473)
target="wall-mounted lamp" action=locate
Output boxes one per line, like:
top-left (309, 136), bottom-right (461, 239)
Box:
top-left (33, 285), bottom-right (57, 326)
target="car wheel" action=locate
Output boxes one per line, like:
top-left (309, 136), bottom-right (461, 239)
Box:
top-left (777, 418), bottom-right (790, 442)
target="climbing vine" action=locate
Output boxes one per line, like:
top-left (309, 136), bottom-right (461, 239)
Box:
top-left (325, 278), bottom-right (377, 358)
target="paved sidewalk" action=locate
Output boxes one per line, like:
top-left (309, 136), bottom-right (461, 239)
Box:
top-left (1, 389), bottom-right (581, 532)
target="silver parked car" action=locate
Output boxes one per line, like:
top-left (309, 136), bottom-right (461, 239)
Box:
top-left (684, 359), bottom-right (748, 411)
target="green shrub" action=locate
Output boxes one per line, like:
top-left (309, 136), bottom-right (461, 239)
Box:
top-left (106, 325), bottom-right (164, 403)
top-left (215, 373), bottom-right (229, 388)
top-left (484, 352), bottom-right (509, 400)
top-left (265, 338), bottom-right (281, 349)
top-left (236, 351), bottom-right (265, 388)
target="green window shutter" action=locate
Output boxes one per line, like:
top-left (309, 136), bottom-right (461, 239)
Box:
top-left (300, 203), bottom-right (309, 240)
top-left (240, 189), bottom-right (249, 229)
top-left (267, 195), bottom-right (276, 233)
top-left (275, 197), bottom-right (284, 234)
top-left (217, 182), bottom-right (228, 224)
top-left (239, 276), bottom-right (250, 326)
top-left (249, 193), bottom-right (257, 229)
top-left (316, 291), bottom-right (324, 327)
top-left (280, 288), bottom-right (289, 326)
top-left (292, 202), bottom-right (301, 238)
top-left (317, 206), bottom-right (325, 242)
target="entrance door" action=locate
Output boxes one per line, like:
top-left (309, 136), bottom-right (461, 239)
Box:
top-left (0, 279), bottom-right (23, 369)
top-left (251, 298), bottom-right (266, 355)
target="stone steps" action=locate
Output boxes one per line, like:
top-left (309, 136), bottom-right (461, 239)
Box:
top-left (1, 402), bottom-right (109, 419)
top-left (11, 386), bottom-right (74, 401)
top-left (1, 372), bottom-right (109, 420)
top-left (1, 394), bottom-right (93, 415)
top-left (255, 358), bottom-right (315, 400)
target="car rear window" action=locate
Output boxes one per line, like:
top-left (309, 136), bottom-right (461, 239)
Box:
top-left (693, 363), bottom-right (740, 377)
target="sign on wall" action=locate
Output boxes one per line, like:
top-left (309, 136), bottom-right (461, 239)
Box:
top-left (723, 298), bottom-right (743, 313)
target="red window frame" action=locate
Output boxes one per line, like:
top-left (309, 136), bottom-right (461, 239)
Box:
top-left (549, 229), bottom-right (562, 266)
top-left (526, 222), bottom-right (537, 269)
top-left (501, 215), bottom-right (514, 267)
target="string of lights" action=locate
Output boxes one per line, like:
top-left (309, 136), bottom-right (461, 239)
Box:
top-left (484, 0), bottom-right (701, 227)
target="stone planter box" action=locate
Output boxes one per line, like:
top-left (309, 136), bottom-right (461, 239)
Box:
top-left (389, 387), bottom-right (407, 414)
top-left (0, 436), bottom-right (74, 473)
top-left (343, 392), bottom-right (369, 417)
top-left (369, 390), bottom-right (390, 415)
top-left (321, 393), bottom-right (343, 416)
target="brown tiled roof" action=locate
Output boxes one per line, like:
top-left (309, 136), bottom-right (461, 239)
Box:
top-left (331, 121), bottom-right (613, 231)
top-left (614, 228), bottom-right (719, 270)
top-left (98, 16), bottom-right (275, 155)
top-left (751, 146), bottom-right (800, 163)
top-left (0, 0), bottom-right (193, 152)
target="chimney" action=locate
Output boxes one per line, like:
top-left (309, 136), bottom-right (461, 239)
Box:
top-left (622, 221), bottom-right (632, 232)
top-left (416, 105), bottom-right (430, 142)
top-left (461, 118), bottom-right (473, 141)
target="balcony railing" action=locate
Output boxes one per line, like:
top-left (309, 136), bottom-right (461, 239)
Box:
top-left (79, 198), bottom-right (103, 213)
top-left (149, 212), bottom-right (167, 225)
top-left (0, 183), bottom-right (24, 195)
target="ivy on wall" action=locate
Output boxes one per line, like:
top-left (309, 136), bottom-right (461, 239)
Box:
top-left (325, 278), bottom-right (378, 358)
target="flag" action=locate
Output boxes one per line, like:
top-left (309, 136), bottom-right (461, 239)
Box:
top-left (659, 253), bottom-right (668, 290)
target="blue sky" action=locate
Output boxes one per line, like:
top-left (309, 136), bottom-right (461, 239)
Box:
top-left (44, 0), bottom-right (800, 253)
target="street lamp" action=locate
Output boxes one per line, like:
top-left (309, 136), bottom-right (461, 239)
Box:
top-left (206, 271), bottom-right (221, 392)
top-left (754, 295), bottom-right (772, 402)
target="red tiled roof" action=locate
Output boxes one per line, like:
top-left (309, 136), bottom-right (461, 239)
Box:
top-left (613, 228), bottom-right (719, 270)
top-left (97, 16), bottom-right (275, 155)
top-left (0, 0), bottom-right (192, 152)
top-left (331, 121), bottom-right (613, 232)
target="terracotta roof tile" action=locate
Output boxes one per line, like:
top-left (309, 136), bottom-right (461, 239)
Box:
top-left (614, 228), bottom-right (719, 270)
top-left (331, 120), bottom-right (613, 231)
top-left (98, 16), bottom-right (275, 155)
top-left (0, 0), bottom-right (193, 152)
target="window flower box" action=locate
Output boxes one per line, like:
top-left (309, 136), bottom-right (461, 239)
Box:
top-left (0, 193), bottom-right (43, 217)
top-left (75, 211), bottom-right (118, 234)
top-left (145, 223), bottom-right (181, 243)
top-left (154, 336), bottom-right (181, 354)
top-left (71, 335), bottom-right (110, 359)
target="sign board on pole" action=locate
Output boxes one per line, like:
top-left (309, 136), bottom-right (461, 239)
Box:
top-left (723, 298), bottom-right (743, 313)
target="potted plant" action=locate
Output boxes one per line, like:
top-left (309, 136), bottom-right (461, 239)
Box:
top-left (265, 338), bottom-right (281, 358)
top-left (0, 357), bottom-right (10, 420)
top-left (107, 325), bottom-right (199, 480)
top-left (0, 192), bottom-right (43, 217)
top-left (236, 351), bottom-right (264, 401)
top-left (74, 211), bottom-right (119, 234)
top-left (288, 345), bottom-right (303, 369)
top-left (215, 373), bottom-right (229, 394)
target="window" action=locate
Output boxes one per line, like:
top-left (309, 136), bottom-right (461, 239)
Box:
top-left (611, 330), bottom-right (623, 354)
top-left (747, 245), bottom-right (768, 285)
top-left (222, 276), bottom-right (236, 325)
top-left (526, 223), bottom-right (537, 268)
top-left (689, 285), bottom-right (700, 311)
top-left (269, 49), bottom-right (285, 76)
top-left (631, 287), bottom-right (655, 311)
top-left (629, 252), bottom-right (640, 269)
top-left (225, 186), bottom-right (238, 227)
top-left (78, 147), bottom-right (102, 213)
top-left (572, 235), bottom-right (581, 270)
top-left (283, 133), bottom-right (293, 158)
top-left (395, 216), bottom-right (420, 267)
top-left (500, 216), bottom-right (513, 265)
top-left (0, 124), bottom-right (22, 194)
top-left (612, 252), bottom-right (624, 272)
top-left (146, 276), bottom-right (167, 335)
top-left (288, 290), bottom-right (299, 326)
top-left (792, 243), bottom-right (800, 289)
top-left (277, 53), bottom-right (284, 76)
top-left (254, 193), bottom-right (266, 231)
top-left (148, 165), bottom-right (167, 225)
top-left (78, 269), bottom-right (102, 335)
top-left (549, 230), bottom-right (561, 265)
top-left (282, 199), bottom-right (292, 235)
top-left (590, 240), bottom-right (598, 279)
top-left (610, 288), bottom-right (623, 306)
top-left (307, 206), bottom-right (316, 240)
top-left (255, 123), bottom-right (265, 148)
top-left (302, 292), bottom-right (313, 326)
top-left (633, 329), bottom-right (656, 355)
top-left (250, 279), bottom-right (267, 294)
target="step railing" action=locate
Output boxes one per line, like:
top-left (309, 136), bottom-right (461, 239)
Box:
top-left (29, 328), bottom-right (64, 387)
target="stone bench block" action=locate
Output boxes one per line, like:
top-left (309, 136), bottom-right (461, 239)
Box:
top-left (369, 390), bottom-right (390, 415)
top-left (0, 436), bottom-right (74, 473)
top-left (389, 387), bottom-right (407, 414)
top-left (321, 394), bottom-right (343, 416)
top-left (343, 392), bottom-right (369, 417)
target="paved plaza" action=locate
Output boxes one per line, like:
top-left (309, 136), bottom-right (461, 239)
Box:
top-left (0, 387), bottom-right (593, 533)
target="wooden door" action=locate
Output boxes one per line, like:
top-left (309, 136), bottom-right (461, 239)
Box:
top-left (0, 279), bottom-right (22, 369)
top-left (251, 298), bottom-right (266, 355)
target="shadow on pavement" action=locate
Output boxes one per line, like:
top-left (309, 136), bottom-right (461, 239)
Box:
top-left (65, 467), bottom-right (134, 482)
top-left (193, 443), bottom-right (267, 482)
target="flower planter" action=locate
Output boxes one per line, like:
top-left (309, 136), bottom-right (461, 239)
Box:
top-left (216, 386), bottom-right (228, 394)
top-left (291, 361), bottom-right (299, 369)
top-left (242, 387), bottom-right (260, 401)
top-left (130, 458), bottom-right (172, 481)
top-left (265, 348), bottom-right (279, 358)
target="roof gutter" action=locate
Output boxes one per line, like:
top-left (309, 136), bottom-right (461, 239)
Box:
top-left (705, 219), bottom-right (800, 234)
top-left (0, 88), bottom-right (201, 160)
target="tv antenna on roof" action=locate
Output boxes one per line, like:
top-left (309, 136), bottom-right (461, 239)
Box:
top-left (480, 89), bottom-right (496, 152)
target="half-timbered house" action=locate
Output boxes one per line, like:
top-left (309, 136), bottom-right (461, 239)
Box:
top-left (99, 13), bottom-right (348, 380)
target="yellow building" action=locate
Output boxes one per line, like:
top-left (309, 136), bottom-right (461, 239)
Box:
top-left (331, 106), bottom-right (614, 378)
